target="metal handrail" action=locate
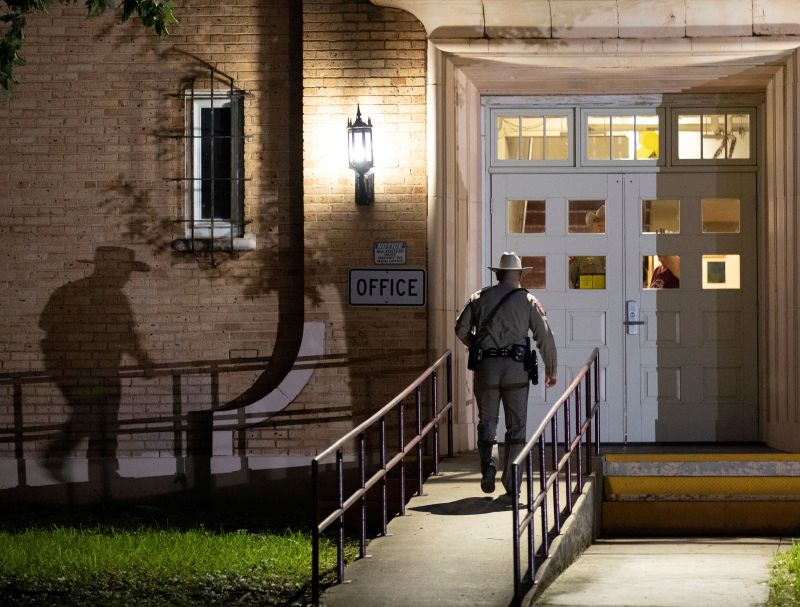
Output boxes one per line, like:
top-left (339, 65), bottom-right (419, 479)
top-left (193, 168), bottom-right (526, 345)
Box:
top-left (510, 348), bottom-right (601, 606)
top-left (311, 350), bottom-right (454, 604)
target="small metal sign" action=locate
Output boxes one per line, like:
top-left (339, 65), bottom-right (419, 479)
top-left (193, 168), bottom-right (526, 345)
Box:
top-left (373, 241), bottom-right (407, 265)
top-left (349, 268), bottom-right (426, 306)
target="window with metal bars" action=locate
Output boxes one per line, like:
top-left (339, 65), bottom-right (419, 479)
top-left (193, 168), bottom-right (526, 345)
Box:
top-left (170, 65), bottom-right (251, 261)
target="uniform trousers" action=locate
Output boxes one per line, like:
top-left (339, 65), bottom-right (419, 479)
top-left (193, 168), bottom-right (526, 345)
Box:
top-left (474, 357), bottom-right (529, 494)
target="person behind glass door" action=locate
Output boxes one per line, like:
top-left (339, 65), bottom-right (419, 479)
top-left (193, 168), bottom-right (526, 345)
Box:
top-left (649, 255), bottom-right (680, 288)
top-left (454, 252), bottom-right (557, 496)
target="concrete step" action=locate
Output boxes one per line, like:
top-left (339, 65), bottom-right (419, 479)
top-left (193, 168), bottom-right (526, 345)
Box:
top-left (601, 453), bottom-right (800, 535)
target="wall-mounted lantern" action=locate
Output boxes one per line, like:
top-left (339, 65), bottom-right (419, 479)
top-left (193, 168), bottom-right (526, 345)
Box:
top-left (347, 105), bottom-right (374, 206)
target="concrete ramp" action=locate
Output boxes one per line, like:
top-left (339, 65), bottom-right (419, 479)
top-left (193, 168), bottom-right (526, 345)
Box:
top-left (322, 453), bottom-right (517, 606)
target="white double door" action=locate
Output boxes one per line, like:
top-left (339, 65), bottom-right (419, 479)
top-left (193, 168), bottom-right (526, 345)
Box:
top-left (491, 172), bottom-right (757, 443)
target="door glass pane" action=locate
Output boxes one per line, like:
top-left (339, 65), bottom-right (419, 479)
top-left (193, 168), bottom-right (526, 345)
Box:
top-left (521, 256), bottom-right (546, 290)
top-left (642, 199), bottom-right (680, 234)
top-left (497, 116), bottom-right (519, 160)
top-left (545, 116), bottom-right (569, 160)
top-left (521, 116), bottom-right (544, 160)
top-left (569, 256), bottom-right (606, 289)
top-left (611, 115), bottom-right (634, 160)
top-left (635, 115), bottom-right (660, 159)
top-left (677, 114), bottom-right (701, 159)
top-left (587, 116), bottom-right (611, 160)
top-left (508, 200), bottom-right (545, 234)
top-left (569, 200), bottom-right (605, 234)
top-left (643, 255), bottom-right (681, 289)
top-left (702, 254), bottom-right (740, 289)
top-left (727, 113), bottom-right (750, 159)
top-left (702, 114), bottom-right (726, 159)
top-left (702, 198), bottom-right (740, 233)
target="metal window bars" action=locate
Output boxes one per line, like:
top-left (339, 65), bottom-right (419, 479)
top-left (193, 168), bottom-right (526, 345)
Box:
top-left (510, 348), bottom-right (602, 606)
top-left (166, 59), bottom-right (251, 267)
top-left (310, 351), bottom-right (454, 605)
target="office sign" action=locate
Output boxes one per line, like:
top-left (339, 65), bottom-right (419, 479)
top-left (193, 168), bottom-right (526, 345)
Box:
top-left (348, 268), bottom-right (426, 306)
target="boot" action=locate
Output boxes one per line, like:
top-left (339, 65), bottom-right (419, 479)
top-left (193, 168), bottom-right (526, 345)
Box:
top-left (478, 440), bottom-right (498, 494)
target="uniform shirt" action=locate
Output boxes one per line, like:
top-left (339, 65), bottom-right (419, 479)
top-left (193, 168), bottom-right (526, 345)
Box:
top-left (454, 278), bottom-right (557, 376)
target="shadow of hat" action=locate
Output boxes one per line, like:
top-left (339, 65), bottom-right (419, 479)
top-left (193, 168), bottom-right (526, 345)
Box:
top-left (79, 246), bottom-right (150, 272)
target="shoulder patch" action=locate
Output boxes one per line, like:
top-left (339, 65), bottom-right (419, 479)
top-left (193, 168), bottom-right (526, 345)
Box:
top-left (528, 293), bottom-right (547, 317)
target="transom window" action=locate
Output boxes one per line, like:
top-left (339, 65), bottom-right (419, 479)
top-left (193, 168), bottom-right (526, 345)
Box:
top-left (582, 110), bottom-right (662, 164)
top-left (675, 110), bottom-right (752, 161)
top-left (489, 103), bottom-right (756, 169)
top-left (494, 111), bottom-right (573, 164)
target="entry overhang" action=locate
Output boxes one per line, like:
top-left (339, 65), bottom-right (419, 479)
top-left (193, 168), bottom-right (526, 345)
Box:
top-left (371, 0), bottom-right (800, 40)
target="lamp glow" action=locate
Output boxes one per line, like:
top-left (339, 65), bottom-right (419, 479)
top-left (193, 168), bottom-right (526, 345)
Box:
top-left (347, 105), bottom-right (374, 205)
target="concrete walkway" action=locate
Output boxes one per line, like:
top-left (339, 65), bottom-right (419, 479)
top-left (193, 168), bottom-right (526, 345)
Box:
top-left (321, 453), bottom-right (788, 607)
top-left (532, 537), bottom-right (786, 607)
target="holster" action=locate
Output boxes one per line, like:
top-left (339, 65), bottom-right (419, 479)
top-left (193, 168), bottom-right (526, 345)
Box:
top-left (524, 337), bottom-right (539, 385)
top-left (467, 346), bottom-right (482, 371)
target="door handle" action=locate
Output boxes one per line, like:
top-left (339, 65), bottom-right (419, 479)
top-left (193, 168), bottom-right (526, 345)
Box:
top-left (625, 300), bottom-right (642, 335)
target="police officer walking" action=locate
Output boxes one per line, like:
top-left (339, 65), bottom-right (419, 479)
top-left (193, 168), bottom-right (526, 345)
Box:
top-left (455, 252), bottom-right (557, 495)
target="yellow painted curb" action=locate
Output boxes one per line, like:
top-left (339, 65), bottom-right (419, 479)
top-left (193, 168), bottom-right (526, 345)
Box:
top-left (602, 501), bottom-right (800, 535)
top-left (604, 453), bottom-right (800, 463)
top-left (605, 475), bottom-right (800, 496)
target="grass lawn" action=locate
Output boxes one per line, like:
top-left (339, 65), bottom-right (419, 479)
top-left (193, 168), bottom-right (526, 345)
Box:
top-left (0, 525), bottom-right (356, 606)
top-left (768, 541), bottom-right (800, 607)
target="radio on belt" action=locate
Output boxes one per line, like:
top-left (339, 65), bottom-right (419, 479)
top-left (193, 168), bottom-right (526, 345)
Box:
top-left (348, 269), bottom-right (426, 306)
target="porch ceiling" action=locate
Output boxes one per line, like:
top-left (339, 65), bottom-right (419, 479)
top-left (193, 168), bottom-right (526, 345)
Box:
top-left (370, 0), bottom-right (800, 40)
top-left (372, 1), bottom-right (799, 93)
top-left (452, 53), bottom-right (786, 94)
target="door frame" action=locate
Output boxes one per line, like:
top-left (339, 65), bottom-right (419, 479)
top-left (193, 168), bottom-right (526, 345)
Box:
top-left (421, 41), bottom-right (795, 452)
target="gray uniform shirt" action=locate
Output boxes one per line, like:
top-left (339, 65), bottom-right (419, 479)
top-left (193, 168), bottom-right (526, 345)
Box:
top-left (454, 279), bottom-right (558, 376)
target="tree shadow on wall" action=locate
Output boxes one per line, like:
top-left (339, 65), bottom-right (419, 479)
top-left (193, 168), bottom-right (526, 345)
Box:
top-left (38, 246), bottom-right (154, 500)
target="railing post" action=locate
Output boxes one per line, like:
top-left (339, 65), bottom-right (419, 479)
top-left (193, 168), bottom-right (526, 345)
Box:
top-left (13, 380), bottom-right (26, 487)
top-left (415, 386), bottom-right (424, 496)
top-left (512, 462), bottom-right (521, 607)
top-left (379, 416), bottom-right (388, 536)
top-left (550, 417), bottom-right (561, 534)
top-left (336, 449), bottom-right (345, 583)
top-left (584, 373), bottom-right (592, 475)
top-left (526, 451), bottom-right (535, 584)
top-left (311, 458), bottom-right (320, 605)
top-left (594, 355), bottom-right (601, 456)
top-left (358, 432), bottom-right (367, 558)
top-left (575, 384), bottom-right (583, 491)
top-left (538, 435), bottom-right (549, 557)
top-left (432, 368), bottom-right (440, 475)
top-left (564, 398), bottom-right (572, 515)
top-left (446, 353), bottom-right (453, 457)
top-left (399, 404), bottom-right (406, 515)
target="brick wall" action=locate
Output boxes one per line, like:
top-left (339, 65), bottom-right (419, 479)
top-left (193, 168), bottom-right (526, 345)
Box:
top-left (302, 0), bottom-right (429, 426)
top-left (0, 0), bottom-right (429, 491)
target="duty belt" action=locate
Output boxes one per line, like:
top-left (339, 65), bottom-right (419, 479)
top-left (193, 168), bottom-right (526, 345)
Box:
top-left (480, 345), bottom-right (525, 360)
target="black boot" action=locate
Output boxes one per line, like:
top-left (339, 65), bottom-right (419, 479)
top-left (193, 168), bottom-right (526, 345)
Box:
top-left (478, 440), bottom-right (498, 494)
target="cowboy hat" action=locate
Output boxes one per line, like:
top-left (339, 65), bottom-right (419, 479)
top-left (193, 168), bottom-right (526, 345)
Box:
top-left (79, 246), bottom-right (150, 272)
top-left (585, 204), bottom-right (606, 229)
top-left (488, 252), bottom-right (531, 272)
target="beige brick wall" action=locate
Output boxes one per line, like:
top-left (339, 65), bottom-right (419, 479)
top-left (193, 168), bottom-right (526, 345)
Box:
top-left (0, 0), bottom-right (429, 474)
top-left (302, 0), bottom-right (429, 427)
